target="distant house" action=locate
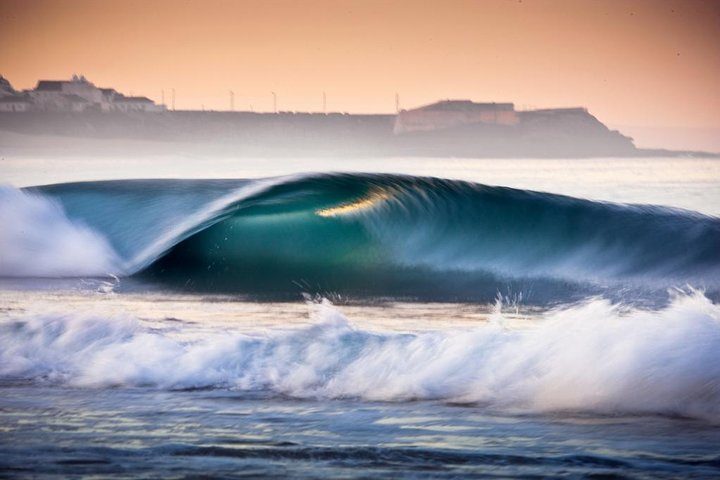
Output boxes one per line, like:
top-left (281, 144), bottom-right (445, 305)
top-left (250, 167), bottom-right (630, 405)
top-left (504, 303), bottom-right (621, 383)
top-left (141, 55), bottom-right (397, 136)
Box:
top-left (16, 74), bottom-right (166, 113)
top-left (31, 76), bottom-right (101, 111)
top-left (0, 75), bottom-right (16, 96)
top-left (0, 95), bottom-right (32, 112)
top-left (111, 96), bottom-right (164, 112)
top-left (99, 88), bottom-right (119, 110)
top-left (0, 75), bottom-right (29, 112)
top-left (63, 94), bottom-right (91, 112)
top-left (394, 100), bottom-right (519, 134)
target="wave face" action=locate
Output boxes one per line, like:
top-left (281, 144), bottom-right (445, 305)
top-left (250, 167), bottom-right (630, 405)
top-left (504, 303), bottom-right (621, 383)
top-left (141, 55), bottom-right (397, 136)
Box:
top-left (2, 293), bottom-right (719, 420)
top-left (10, 173), bottom-right (719, 301)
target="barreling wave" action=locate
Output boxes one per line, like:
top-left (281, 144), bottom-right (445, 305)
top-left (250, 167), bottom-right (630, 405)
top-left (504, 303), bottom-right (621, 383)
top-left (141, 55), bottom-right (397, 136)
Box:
top-left (2, 292), bottom-right (719, 420)
top-left (3, 173), bottom-right (718, 301)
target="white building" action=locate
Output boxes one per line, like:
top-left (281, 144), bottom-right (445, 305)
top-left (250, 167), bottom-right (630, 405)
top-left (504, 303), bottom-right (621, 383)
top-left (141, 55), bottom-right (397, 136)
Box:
top-left (30, 76), bottom-right (102, 111)
top-left (0, 95), bottom-right (32, 112)
top-left (0, 76), bottom-right (32, 112)
top-left (111, 96), bottom-right (165, 112)
top-left (23, 74), bottom-right (165, 113)
top-left (0, 75), bottom-right (15, 96)
top-left (394, 100), bottom-right (519, 134)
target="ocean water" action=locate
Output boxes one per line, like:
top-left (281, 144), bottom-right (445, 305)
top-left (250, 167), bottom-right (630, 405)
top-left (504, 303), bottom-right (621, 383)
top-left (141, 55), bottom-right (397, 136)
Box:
top-left (1, 156), bottom-right (719, 478)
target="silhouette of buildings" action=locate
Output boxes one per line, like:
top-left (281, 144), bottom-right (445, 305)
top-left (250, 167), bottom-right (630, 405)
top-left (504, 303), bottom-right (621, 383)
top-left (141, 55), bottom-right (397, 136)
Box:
top-left (394, 100), bottom-right (519, 134)
top-left (0, 74), bottom-right (165, 112)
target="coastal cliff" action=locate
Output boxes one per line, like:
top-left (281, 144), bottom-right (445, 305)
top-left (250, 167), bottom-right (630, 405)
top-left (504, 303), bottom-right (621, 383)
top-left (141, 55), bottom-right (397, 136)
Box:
top-left (0, 106), bottom-right (691, 158)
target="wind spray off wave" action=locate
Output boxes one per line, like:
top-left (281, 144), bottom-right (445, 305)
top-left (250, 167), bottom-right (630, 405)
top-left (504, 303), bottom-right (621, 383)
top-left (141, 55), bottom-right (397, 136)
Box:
top-left (0, 186), bottom-right (121, 277)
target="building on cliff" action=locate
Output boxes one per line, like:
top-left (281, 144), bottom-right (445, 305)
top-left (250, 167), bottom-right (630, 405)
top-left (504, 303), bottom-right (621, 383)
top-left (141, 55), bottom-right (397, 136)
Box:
top-left (0, 79), bottom-right (641, 157)
top-left (394, 100), bottom-right (519, 134)
top-left (0, 94), bottom-right (32, 112)
top-left (0, 75), bottom-right (16, 96)
top-left (0, 74), bottom-right (165, 113)
top-left (0, 76), bottom-right (30, 112)
top-left (110, 96), bottom-right (159, 112)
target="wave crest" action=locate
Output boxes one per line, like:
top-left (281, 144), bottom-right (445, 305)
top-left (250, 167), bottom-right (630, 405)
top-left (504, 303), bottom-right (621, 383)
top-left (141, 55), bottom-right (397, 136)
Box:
top-left (7, 174), bottom-right (718, 302)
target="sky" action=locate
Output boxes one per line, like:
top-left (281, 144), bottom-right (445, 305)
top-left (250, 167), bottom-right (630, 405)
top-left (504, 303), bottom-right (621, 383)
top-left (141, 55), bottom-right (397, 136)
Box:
top-left (1, 0), bottom-right (719, 149)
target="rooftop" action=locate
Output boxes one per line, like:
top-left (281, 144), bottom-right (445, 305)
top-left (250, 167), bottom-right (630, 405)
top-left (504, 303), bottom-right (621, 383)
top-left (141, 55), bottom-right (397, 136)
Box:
top-left (35, 80), bottom-right (63, 91)
top-left (412, 100), bottom-right (515, 112)
top-left (113, 96), bottom-right (153, 103)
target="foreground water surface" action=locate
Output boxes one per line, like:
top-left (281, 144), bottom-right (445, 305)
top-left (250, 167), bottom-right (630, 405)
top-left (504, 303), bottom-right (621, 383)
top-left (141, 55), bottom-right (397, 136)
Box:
top-left (1, 284), bottom-right (719, 478)
top-left (1, 156), bottom-right (719, 478)
top-left (3, 387), bottom-right (720, 479)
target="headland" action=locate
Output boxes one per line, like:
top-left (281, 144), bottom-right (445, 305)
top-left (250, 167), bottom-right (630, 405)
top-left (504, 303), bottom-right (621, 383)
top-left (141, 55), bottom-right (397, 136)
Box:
top-left (0, 75), bottom-right (715, 158)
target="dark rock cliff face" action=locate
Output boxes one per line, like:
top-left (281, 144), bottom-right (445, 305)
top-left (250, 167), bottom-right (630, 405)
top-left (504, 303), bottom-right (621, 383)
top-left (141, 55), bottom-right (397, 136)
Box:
top-left (0, 109), bottom-right (638, 158)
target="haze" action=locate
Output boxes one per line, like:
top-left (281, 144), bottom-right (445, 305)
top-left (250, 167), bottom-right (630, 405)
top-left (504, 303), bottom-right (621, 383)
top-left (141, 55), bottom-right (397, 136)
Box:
top-left (1, 0), bottom-right (719, 150)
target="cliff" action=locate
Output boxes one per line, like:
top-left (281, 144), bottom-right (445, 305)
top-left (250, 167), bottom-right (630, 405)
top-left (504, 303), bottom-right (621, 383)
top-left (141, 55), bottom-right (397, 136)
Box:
top-left (0, 107), bottom-right (697, 158)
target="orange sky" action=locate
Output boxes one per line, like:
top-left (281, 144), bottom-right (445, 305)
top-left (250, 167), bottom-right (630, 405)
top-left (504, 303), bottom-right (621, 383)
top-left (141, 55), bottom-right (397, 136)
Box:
top-left (1, 0), bottom-right (719, 132)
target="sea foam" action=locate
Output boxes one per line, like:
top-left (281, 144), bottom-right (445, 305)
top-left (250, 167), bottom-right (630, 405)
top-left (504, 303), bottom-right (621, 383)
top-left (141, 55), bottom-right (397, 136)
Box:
top-left (1, 292), bottom-right (718, 420)
top-left (0, 186), bottom-right (121, 277)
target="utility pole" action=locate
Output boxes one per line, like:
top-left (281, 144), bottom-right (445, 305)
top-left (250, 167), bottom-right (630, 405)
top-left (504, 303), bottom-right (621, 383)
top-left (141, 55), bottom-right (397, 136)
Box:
top-left (171, 88), bottom-right (176, 111)
top-left (229, 90), bottom-right (234, 112)
top-left (323, 91), bottom-right (326, 113)
top-left (271, 91), bottom-right (277, 113)
top-left (395, 92), bottom-right (400, 113)
top-left (161, 89), bottom-right (165, 106)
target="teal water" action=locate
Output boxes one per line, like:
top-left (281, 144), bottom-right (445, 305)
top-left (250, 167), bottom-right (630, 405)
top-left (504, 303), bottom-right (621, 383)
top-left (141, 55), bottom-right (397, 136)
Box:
top-left (9, 173), bottom-right (718, 304)
top-left (1, 156), bottom-right (719, 478)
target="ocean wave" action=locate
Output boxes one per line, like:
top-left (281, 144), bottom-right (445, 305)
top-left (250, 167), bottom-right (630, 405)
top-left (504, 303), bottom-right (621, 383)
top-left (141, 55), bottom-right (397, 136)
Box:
top-left (2, 292), bottom-right (719, 420)
top-left (3, 173), bottom-right (717, 299)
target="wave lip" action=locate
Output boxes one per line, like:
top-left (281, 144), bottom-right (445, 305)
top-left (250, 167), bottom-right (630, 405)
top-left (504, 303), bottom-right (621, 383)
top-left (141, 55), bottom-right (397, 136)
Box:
top-left (2, 292), bottom-right (719, 421)
top-left (121, 176), bottom-right (296, 274)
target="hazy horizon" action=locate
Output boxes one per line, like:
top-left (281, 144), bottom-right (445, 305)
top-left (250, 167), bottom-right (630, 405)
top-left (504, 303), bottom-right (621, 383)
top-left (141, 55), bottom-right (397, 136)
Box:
top-left (1, 0), bottom-right (719, 151)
